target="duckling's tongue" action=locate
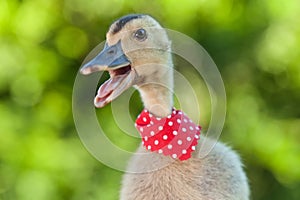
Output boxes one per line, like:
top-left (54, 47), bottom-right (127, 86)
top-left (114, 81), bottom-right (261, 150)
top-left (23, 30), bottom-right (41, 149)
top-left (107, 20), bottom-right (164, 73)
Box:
top-left (94, 71), bottom-right (134, 107)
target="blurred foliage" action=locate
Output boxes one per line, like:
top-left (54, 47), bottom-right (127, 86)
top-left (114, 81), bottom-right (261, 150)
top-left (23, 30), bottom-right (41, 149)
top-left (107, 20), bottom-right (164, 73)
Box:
top-left (1, 0), bottom-right (300, 199)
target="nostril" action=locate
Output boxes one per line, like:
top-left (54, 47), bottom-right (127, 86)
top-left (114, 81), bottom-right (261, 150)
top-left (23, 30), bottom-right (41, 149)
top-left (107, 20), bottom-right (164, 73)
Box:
top-left (108, 46), bottom-right (116, 54)
top-left (108, 50), bottom-right (115, 54)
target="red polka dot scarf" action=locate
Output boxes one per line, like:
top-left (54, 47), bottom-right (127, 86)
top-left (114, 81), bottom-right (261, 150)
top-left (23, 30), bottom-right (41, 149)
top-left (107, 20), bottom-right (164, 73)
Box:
top-left (135, 108), bottom-right (201, 161)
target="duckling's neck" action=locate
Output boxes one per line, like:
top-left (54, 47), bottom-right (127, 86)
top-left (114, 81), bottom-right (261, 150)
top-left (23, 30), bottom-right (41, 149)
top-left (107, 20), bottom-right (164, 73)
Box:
top-left (138, 84), bottom-right (173, 118)
top-left (136, 64), bottom-right (174, 118)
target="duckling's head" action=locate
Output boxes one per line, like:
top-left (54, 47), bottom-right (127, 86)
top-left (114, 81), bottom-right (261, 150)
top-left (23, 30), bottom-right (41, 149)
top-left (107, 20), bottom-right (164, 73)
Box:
top-left (81, 14), bottom-right (173, 108)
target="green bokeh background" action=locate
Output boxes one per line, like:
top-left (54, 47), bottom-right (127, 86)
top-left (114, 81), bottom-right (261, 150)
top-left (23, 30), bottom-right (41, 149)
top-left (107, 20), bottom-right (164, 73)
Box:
top-left (1, 0), bottom-right (300, 199)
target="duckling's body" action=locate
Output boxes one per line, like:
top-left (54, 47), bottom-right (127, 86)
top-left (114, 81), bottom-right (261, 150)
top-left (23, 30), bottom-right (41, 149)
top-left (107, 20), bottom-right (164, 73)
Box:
top-left (81, 14), bottom-right (250, 200)
top-left (121, 139), bottom-right (248, 200)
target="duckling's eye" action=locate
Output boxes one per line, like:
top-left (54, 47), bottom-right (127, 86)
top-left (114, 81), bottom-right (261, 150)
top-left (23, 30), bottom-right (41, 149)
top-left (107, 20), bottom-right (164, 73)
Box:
top-left (134, 28), bottom-right (147, 41)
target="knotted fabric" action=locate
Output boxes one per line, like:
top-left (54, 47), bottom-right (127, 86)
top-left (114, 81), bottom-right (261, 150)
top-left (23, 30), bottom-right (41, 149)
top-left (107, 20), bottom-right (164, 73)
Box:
top-left (135, 108), bottom-right (201, 161)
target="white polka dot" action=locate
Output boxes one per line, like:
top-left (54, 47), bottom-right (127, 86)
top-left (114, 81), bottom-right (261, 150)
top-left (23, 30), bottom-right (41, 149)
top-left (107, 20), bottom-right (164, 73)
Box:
top-left (145, 110), bottom-right (148, 113)
top-left (167, 115), bottom-right (171, 119)
top-left (182, 149), bottom-right (187, 154)
top-left (154, 140), bottom-right (159, 145)
top-left (158, 126), bottom-right (163, 131)
top-left (182, 128), bottom-right (187, 132)
top-left (150, 131), bottom-right (155, 136)
top-left (196, 126), bottom-right (200, 130)
top-left (149, 114), bottom-right (153, 117)
top-left (147, 124), bottom-right (151, 127)
top-left (144, 136), bottom-right (148, 141)
top-left (179, 111), bottom-right (182, 114)
top-left (195, 135), bottom-right (199, 139)
top-left (184, 119), bottom-right (188, 123)
top-left (186, 137), bottom-right (191, 141)
top-left (173, 130), bottom-right (178, 135)
top-left (156, 117), bottom-right (161, 120)
top-left (168, 121), bottom-right (173, 126)
top-left (177, 140), bottom-right (183, 145)
top-left (189, 119), bottom-right (192, 122)
top-left (191, 146), bottom-right (196, 150)
top-left (143, 117), bottom-right (147, 122)
top-left (158, 149), bottom-right (163, 154)
top-left (140, 127), bottom-right (143, 132)
top-left (172, 154), bottom-right (177, 158)
top-left (173, 110), bottom-right (176, 114)
top-left (147, 145), bottom-right (152, 150)
top-left (135, 123), bottom-right (137, 127)
top-left (163, 135), bottom-right (168, 140)
top-left (177, 119), bottom-right (181, 124)
top-left (150, 121), bottom-right (154, 125)
top-left (168, 144), bottom-right (172, 149)
top-left (189, 126), bottom-right (194, 130)
top-left (142, 141), bottom-right (144, 145)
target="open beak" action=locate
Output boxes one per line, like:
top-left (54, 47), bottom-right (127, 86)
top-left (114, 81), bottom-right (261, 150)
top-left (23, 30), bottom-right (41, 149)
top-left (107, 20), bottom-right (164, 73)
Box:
top-left (80, 40), bottom-right (135, 108)
top-left (80, 40), bottom-right (130, 75)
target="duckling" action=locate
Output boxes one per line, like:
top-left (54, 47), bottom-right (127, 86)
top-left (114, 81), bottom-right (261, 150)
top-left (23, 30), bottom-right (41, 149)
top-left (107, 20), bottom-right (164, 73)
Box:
top-left (80, 14), bottom-right (250, 200)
